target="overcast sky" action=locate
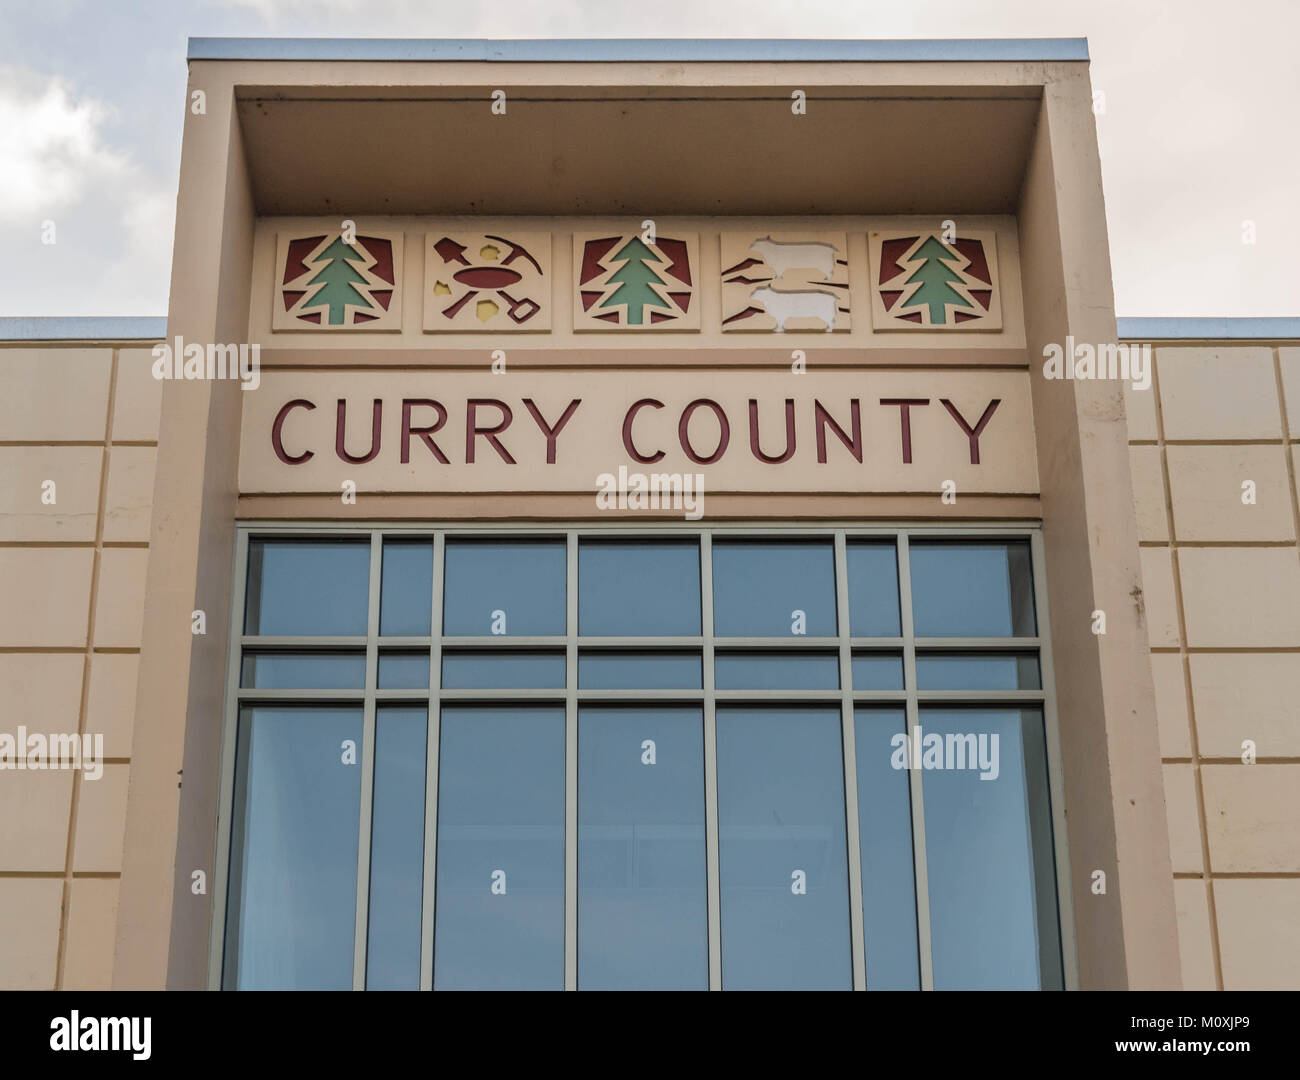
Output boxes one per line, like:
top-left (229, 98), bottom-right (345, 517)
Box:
top-left (1, 0), bottom-right (1295, 319)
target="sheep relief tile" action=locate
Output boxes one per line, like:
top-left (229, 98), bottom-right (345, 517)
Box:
top-left (273, 229), bottom-right (403, 331)
top-left (721, 231), bottom-right (850, 332)
top-left (868, 229), bottom-right (1002, 331)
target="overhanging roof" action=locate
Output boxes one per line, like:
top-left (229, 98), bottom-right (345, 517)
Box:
top-left (188, 37), bottom-right (1090, 63)
top-left (188, 36), bottom-right (1095, 216)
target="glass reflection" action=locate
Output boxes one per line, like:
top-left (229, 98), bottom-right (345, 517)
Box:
top-left (366, 707), bottom-right (427, 990)
top-left (578, 707), bottom-right (707, 989)
top-left (713, 540), bottom-right (837, 638)
top-left (434, 706), bottom-right (565, 989)
top-left (919, 707), bottom-right (1062, 990)
top-left (224, 706), bottom-right (362, 989)
top-left (716, 706), bottom-right (851, 990)
top-left (443, 540), bottom-right (566, 636)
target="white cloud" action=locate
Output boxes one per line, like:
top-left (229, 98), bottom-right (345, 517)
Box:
top-left (208, 0), bottom-right (366, 18)
top-left (114, 184), bottom-right (177, 297)
top-left (0, 67), bottom-right (130, 225)
top-left (0, 65), bottom-right (175, 315)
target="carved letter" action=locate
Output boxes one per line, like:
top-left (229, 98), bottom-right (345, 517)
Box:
top-left (622, 399), bottom-right (666, 464)
top-left (400, 399), bottom-right (449, 464)
top-left (880, 398), bottom-right (929, 464)
top-left (335, 399), bottom-right (382, 465)
top-left (466, 399), bottom-right (517, 464)
top-left (814, 399), bottom-right (862, 463)
top-left (678, 399), bottom-right (730, 465)
top-left (272, 399), bottom-right (316, 464)
top-left (523, 398), bottom-right (582, 464)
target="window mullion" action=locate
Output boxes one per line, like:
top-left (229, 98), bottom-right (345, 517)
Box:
top-left (1031, 529), bottom-right (1078, 989)
top-left (898, 532), bottom-right (935, 991)
top-left (209, 528), bottom-right (249, 989)
top-left (564, 532), bottom-right (579, 990)
top-left (352, 531), bottom-right (383, 991)
top-left (420, 533), bottom-right (444, 991)
top-left (701, 531), bottom-right (722, 990)
top-left (835, 531), bottom-right (867, 990)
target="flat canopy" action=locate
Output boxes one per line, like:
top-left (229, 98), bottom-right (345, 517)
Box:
top-left (189, 37), bottom-right (1089, 63)
top-left (191, 38), bottom-right (1087, 216)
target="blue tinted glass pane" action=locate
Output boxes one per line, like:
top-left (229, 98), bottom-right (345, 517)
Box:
top-left (714, 652), bottom-right (839, 690)
top-left (579, 541), bottom-right (701, 636)
top-left (910, 541), bottom-right (1036, 637)
top-left (850, 653), bottom-right (904, 691)
top-left (440, 651), bottom-right (566, 689)
top-left (434, 707), bottom-right (565, 989)
top-left (443, 540), bottom-right (566, 636)
top-left (846, 542), bottom-right (901, 637)
top-left (366, 707), bottom-right (426, 990)
top-left (716, 707), bottom-right (851, 989)
top-left (853, 709), bottom-right (920, 990)
top-left (578, 707), bottom-right (707, 989)
top-left (578, 651), bottom-right (701, 689)
top-left (920, 708), bottom-right (1062, 989)
top-left (245, 541), bottom-right (370, 636)
top-left (223, 706), bottom-right (361, 989)
top-left (916, 653), bottom-right (1041, 690)
top-left (240, 652), bottom-right (365, 689)
top-left (713, 540), bottom-right (837, 637)
top-left (378, 652), bottom-right (430, 689)
top-left (381, 541), bottom-right (433, 636)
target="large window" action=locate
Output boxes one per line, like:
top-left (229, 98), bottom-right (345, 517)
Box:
top-left (214, 527), bottom-right (1070, 990)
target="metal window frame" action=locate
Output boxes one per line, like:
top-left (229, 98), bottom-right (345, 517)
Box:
top-left (207, 521), bottom-right (1078, 991)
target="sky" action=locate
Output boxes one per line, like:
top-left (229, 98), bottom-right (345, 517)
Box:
top-left (0, 0), bottom-right (1295, 319)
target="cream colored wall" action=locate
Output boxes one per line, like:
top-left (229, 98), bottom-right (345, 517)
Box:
top-left (8, 334), bottom-right (1293, 992)
top-left (1126, 341), bottom-right (1300, 990)
top-left (0, 341), bottom-right (162, 989)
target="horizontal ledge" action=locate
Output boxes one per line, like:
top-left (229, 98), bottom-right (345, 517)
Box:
top-left (246, 95), bottom-right (1043, 107)
top-left (0, 316), bottom-right (166, 341)
top-left (255, 347), bottom-right (1032, 368)
top-left (1118, 316), bottom-right (1300, 340)
top-left (11, 314), bottom-right (1294, 344)
top-left (913, 690), bottom-right (1044, 701)
top-left (236, 689), bottom-right (366, 699)
top-left (234, 516), bottom-right (1044, 530)
top-left (232, 688), bottom-right (1045, 700)
top-left (911, 638), bottom-right (1040, 649)
top-left (188, 37), bottom-right (1090, 64)
top-left (241, 637), bottom-right (369, 647)
top-left (238, 636), bottom-right (1040, 648)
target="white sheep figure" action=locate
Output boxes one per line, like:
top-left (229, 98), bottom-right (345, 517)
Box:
top-left (749, 285), bottom-right (838, 332)
top-left (748, 236), bottom-right (838, 281)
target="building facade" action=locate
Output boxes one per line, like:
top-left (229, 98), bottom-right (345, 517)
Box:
top-left (0, 39), bottom-right (1297, 991)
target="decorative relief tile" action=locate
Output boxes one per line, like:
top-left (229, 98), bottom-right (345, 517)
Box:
top-left (424, 230), bottom-right (551, 331)
top-left (720, 231), bottom-right (850, 332)
top-left (869, 229), bottom-right (1002, 330)
top-left (274, 229), bottom-right (402, 330)
top-left (573, 232), bottom-right (699, 330)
